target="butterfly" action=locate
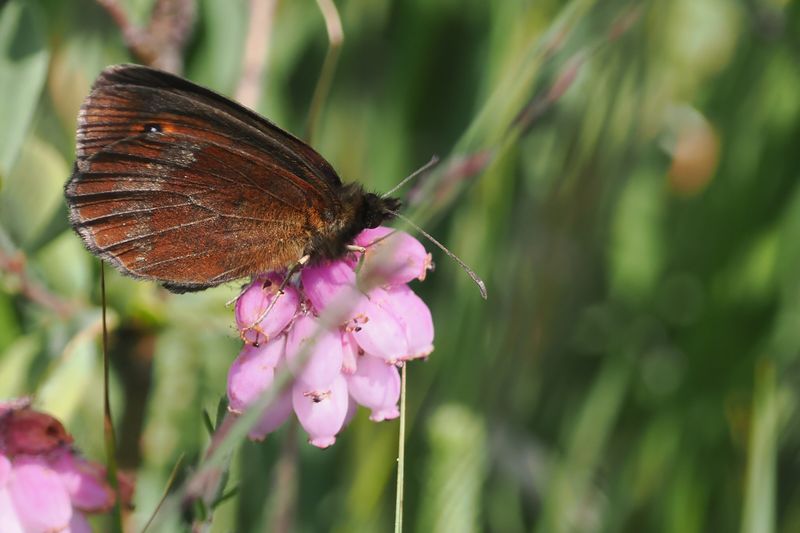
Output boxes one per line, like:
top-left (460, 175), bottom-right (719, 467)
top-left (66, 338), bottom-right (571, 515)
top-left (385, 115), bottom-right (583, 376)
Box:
top-left (65, 64), bottom-right (401, 293)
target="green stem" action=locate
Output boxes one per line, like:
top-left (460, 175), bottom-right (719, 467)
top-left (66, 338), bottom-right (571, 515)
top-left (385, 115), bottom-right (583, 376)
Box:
top-left (100, 262), bottom-right (123, 532)
top-left (394, 363), bottom-right (408, 533)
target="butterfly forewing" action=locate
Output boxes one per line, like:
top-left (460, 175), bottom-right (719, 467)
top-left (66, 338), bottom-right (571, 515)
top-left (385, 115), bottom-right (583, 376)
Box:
top-left (76, 65), bottom-right (343, 198)
top-left (67, 65), bottom-right (346, 292)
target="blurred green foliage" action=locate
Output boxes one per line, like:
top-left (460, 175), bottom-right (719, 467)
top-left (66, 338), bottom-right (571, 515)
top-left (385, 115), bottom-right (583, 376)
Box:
top-left (1, 0), bottom-right (799, 531)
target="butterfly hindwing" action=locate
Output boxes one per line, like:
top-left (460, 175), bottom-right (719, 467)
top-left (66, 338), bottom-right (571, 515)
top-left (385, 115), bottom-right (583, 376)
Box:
top-left (67, 131), bottom-right (314, 291)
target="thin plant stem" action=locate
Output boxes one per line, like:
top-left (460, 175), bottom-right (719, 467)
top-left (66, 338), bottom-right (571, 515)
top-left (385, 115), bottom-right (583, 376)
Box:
top-left (100, 262), bottom-right (123, 532)
top-left (142, 453), bottom-right (185, 533)
top-left (305, 0), bottom-right (344, 143)
top-left (394, 363), bottom-right (408, 533)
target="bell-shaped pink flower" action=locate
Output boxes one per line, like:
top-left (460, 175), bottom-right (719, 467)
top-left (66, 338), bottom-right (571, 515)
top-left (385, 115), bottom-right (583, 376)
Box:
top-left (0, 454), bottom-right (24, 533)
top-left (8, 457), bottom-right (73, 532)
top-left (248, 385), bottom-right (294, 441)
top-left (355, 226), bottom-right (433, 285)
top-left (51, 453), bottom-right (114, 513)
top-left (0, 401), bottom-right (129, 527)
top-left (68, 512), bottom-right (92, 533)
top-left (346, 355), bottom-right (401, 421)
top-left (343, 396), bottom-right (359, 428)
top-left (292, 374), bottom-right (349, 448)
top-left (384, 285), bottom-right (434, 360)
top-left (0, 454), bottom-right (11, 484)
top-left (229, 224), bottom-right (436, 449)
top-left (301, 260), bottom-right (364, 314)
top-left (227, 337), bottom-right (285, 412)
top-left (349, 289), bottom-right (408, 363)
top-left (285, 314), bottom-right (343, 393)
top-left (235, 273), bottom-right (299, 346)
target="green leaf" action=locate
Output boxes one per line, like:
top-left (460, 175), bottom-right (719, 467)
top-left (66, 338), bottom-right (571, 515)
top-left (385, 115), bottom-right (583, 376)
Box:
top-left (0, 135), bottom-right (69, 249)
top-left (0, 334), bottom-right (40, 397)
top-left (417, 404), bottom-right (487, 533)
top-left (34, 230), bottom-right (93, 297)
top-left (0, 0), bottom-right (49, 182)
top-left (37, 312), bottom-right (102, 423)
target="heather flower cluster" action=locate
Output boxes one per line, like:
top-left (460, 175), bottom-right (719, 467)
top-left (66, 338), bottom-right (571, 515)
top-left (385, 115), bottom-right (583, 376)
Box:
top-left (227, 226), bottom-right (434, 448)
top-left (0, 399), bottom-right (130, 532)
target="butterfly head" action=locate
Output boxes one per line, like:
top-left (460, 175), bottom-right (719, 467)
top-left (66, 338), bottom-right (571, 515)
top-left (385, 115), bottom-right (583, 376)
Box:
top-left (363, 193), bottom-right (402, 229)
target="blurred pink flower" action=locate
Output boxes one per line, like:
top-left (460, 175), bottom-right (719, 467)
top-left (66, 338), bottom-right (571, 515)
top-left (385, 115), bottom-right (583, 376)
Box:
top-left (227, 226), bottom-right (434, 448)
top-left (0, 400), bottom-right (130, 532)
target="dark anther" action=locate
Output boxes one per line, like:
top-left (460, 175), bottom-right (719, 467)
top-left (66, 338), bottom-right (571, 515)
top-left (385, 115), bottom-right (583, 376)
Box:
top-left (312, 397), bottom-right (322, 404)
top-left (354, 326), bottom-right (362, 332)
top-left (263, 279), bottom-right (273, 288)
top-left (143, 123), bottom-right (162, 133)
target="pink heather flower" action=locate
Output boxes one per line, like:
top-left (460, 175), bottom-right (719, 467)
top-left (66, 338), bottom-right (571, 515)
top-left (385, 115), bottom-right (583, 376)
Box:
top-left (300, 260), bottom-right (363, 311)
top-left (292, 374), bottom-right (349, 448)
top-left (235, 273), bottom-right (300, 346)
top-left (227, 339), bottom-right (284, 412)
top-left (227, 226), bottom-right (435, 448)
top-left (383, 284), bottom-right (434, 360)
top-left (248, 386), bottom-right (293, 441)
top-left (355, 227), bottom-right (433, 285)
top-left (346, 355), bottom-right (401, 422)
top-left (348, 290), bottom-right (408, 364)
top-left (0, 401), bottom-right (129, 532)
top-left (285, 314), bottom-right (344, 393)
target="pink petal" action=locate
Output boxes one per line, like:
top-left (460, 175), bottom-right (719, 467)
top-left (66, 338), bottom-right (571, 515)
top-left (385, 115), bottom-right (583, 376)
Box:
top-left (235, 274), bottom-right (299, 345)
top-left (346, 355), bottom-right (401, 421)
top-left (300, 260), bottom-right (364, 315)
top-left (51, 453), bottom-right (114, 513)
top-left (349, 289), bottom-right (408, 363)
top-left (355, 226), bottom-right (432, 285)
top-left (248, 386), bottom-right (294, 441)
top-left (66, 512), bottom-right (92, 533)
top-left (227, 337), bottom-right (285, 412)
top-left (343, 396), bottom-right (359, 428)
top-left (0, 485), bottom-right (24, 533)
top-left (8, 457), bottom-right (72, 531)
top-left (385, 285), bottom-right (435, 360)
top-left (292, 374), bottom-right (349, 448)
top-left (341, 333), bottom-right (360, 375)
top-left (285, 315), bottom-right (343, 393)
top-left (0, 454), bottom-right (11, 484)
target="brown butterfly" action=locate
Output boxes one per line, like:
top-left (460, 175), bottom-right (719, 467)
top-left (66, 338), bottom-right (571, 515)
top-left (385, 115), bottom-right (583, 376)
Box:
top-left (65, 64), bottom-right (401, 293)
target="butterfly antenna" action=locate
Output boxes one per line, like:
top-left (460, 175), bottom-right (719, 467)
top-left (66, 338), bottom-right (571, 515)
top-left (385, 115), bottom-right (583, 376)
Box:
top-left (382, 156), bottom-right (440, 199)
top-left (386, 210), bottom-right (487, 299)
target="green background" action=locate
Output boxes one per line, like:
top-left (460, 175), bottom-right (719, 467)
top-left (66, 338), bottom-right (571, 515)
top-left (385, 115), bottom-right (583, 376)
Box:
top-left (1, 0), bottom-right (799, 531)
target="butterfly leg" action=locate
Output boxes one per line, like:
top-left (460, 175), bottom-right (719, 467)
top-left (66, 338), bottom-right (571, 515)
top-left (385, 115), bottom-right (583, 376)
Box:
top-left (241, 254), bottom-right (311, 341)
top-left (277, 254), bottom-right (311, 293)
